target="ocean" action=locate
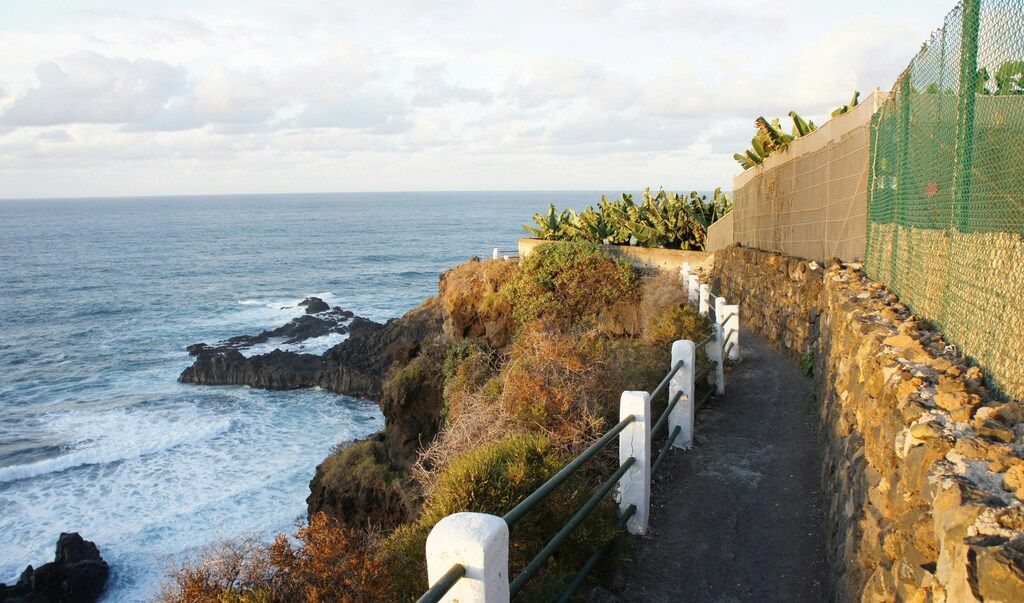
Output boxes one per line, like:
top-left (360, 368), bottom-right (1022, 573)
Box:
top-left (0, 191), bottom-right (598, 601)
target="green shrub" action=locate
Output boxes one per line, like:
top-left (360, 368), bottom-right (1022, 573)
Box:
top-left (442, 338), bottom-right (483, 386)
top-left (800, 348), bottom-right (816, 378)
top-left (378, 432), bottom-right (622, 601)
top-left (502, 241), bottom-right (640, 330)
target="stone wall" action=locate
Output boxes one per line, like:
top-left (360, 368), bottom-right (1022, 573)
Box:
top-left (818, 263), bottom-right (1024, 602)
top-left (710, 244), bottom-right (1024, 601)
top-left (708, 245), bottom-right (823, 362)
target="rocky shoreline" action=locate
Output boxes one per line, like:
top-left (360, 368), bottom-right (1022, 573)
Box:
top-left (180, 292), bottom-right (452, 525)
top-left (0, 533), bottom-right (109, 603)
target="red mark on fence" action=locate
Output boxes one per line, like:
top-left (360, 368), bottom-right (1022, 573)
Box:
top-left (926, 181), bottom-right (938, 198)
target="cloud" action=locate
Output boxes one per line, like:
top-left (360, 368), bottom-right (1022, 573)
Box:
top-left (411, 65), bottom-right (491, 107)
top-left (0, 51), bottom-right (186, 127)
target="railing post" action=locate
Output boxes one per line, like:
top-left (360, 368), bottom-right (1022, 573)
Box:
top-left (707, 319), bottom-right (726, 396)
top-left (680, 261), bottom-right (690, 281)
top-left (722, 303), bottom-right (740, 361)
top-left (618, 391), bottom-right (650, 535)
top-left (669, 340), bottom-right (695, 450)
top-left (426, 512), bottom-right (510, 602)
top-left (687, 275), bottom-right (699, 304)
top-left (698, 284), bottom-right (710, 316)
top-left (492, 248), bottom-right (499, 260)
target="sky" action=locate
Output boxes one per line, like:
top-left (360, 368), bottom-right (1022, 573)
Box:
top-left (0, 0), bottom-right (955, 199)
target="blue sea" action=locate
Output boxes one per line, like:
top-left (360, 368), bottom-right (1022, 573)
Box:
top-left (0, 191), bottom-right (598, 601)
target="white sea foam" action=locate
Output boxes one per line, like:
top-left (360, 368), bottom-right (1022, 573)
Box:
top-left (0, 392), bottom-right (383, 601)
top-left (239, 331), bottom-right (349, 358)
top-left (0, 412), bottom-right (233, 483)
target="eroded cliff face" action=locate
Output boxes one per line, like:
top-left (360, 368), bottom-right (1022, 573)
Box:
top-left (306, 258), bottom-right (520, 527)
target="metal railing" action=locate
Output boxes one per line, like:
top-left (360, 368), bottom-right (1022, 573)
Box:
top-left (418, 260), bottom-right (740, 602)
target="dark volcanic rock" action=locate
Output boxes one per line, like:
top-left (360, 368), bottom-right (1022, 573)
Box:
top-left (179, 297), bottom-right (445, 401)
top-left (0, 533), bottom-right (109, 603)
top-left (298, 296), bottom-right (331, 314)
top-left (306, 432), bottom-right (417, 530)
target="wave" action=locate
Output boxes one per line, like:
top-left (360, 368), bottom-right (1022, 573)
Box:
top-left (0, 417), bottom-right (233, 484)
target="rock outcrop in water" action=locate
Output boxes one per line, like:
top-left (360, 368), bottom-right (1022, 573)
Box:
top-left (0, 533), bottom-right (109, 603)
top-left (179, 298), bottom-right (442, 400)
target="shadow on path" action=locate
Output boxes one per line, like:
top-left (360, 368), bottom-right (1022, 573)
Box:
top-left (604, 329), bottom-right (828, 602)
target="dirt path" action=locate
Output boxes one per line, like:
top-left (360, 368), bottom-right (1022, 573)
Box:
top-left (605, 329), bottom-right (829, 602)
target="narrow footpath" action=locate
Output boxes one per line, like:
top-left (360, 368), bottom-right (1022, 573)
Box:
top-left (607, 329), bottom-right (829, 602)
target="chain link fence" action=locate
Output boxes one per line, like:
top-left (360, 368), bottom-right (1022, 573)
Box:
top-left (865, 0), bottom-right (1024, 400)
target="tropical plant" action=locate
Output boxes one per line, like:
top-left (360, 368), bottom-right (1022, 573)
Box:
top-left (521, 188), bottom-right (732, 251)
top-left (734, 93), bottom-right (858, 170)
top-left (831, 90), bottom-right (860, 117)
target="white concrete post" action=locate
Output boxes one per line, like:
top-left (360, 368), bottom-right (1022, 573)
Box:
top-left (668, 340), bottom-right (696, 449)
top-left (722, 303), bottom-right (740, 361)
top-left (426, 512), bottom-right (510, 602)
top-left (698, 284), bottom-right (710, 317)
top-left (687, 275), bottom-right (699, 304)
top-left (680, 261), bottom-right (690, 281)
top-left (714, 295), bottom-right (726, 325)
top-left (618, 391), bottom-right (651, 535)
top-left (492, 248), bottom-right (499, 260)
top-left (706, 321), bottom-right (726, 395)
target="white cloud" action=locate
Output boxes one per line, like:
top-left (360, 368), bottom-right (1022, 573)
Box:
top-left (0, 51), bottom-right (185, 126)
top-left (0, 0), bottom-right (955, 197)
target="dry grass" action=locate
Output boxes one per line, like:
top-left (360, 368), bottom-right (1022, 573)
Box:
top-left (158, 513), bottom-right (384, 603)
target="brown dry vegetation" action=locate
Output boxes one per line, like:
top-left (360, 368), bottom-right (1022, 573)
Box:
top-left (162, 242), bottom-right (710, 602)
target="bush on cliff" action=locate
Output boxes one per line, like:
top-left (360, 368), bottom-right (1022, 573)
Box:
top-left (502, 241), bottom-right (640, 330)
top-left (159, 512), bottom-right (384, 603)
top-left (377, 432), bottom-right (621, 601)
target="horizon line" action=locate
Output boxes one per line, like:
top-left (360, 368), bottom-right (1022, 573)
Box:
top-left (0, 187), bottom-right (730, 203)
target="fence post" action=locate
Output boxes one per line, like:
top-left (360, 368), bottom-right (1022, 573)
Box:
top-left (618, 391), bottom-right (650, 535)
top-left (669, 340), bottom-right (696, 450)
top-left (687, 275), bottom-right (699, 304)
top-left (698, 284), bottom-right (710, 316)
top-left (492, 248), bottom-right (499, 260)
top-left (708, 301), bottom-right (726, 395)
top-left (680, 261), bottom-right (690, 281)
top-left (426, 512), bottom-right (510, 602)
top-left (722, 303), bottom-right (740, 361)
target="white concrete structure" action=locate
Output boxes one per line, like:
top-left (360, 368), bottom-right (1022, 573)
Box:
top-left (618, 391), bottom-right (651, 535)
top-left (722, 303), bottom-right (740, 361)
top-left (492, 248), bottom-right (500, 260)
top-left (668, 340), bottom-right (695, 449)
top-left (714, 295), bottom-right (726, 325)
top-left (680, 261), bottom-right (691, 281)
top-left (426, 512), bottom-right (510, 602)
top-left (707, 322), bottom-right (726, 395)
top-left (698, 284), bottom-right (710, 316)
top-left (687, 275), bottom-right (700, 304)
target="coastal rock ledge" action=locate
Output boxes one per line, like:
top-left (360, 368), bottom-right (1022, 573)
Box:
top-left (0, 533), bottom-right (109, 603)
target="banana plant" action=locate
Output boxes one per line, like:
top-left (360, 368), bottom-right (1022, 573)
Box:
top-left (522, 204), bottom-right (573, 239)
top-left (831, 91), bottom-right (860, 117)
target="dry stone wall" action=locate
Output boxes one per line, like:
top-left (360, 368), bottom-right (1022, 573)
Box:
top-left (711, 244), bottom-right (1024, 601)
top-left (709, 245), bottom-right (823, 362)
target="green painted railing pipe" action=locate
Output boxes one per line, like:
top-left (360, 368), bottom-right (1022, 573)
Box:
top-left (502, 414), bottom-right (635, 527)
top-left (416, 563), bottom-right (466, 603)
top-left (650, 360), bottom-right (685, 402)
top-left (509, 457), bottom-right (636, 596)
top-left (696, 389), bottom-right (714, 411)
top-left (554, 505), bottom-right (637, 603)
top-left (650, 390), bottom-right (683, 436)
top-left (695, 362), bottom-right (715, 384)
top-left (695, 333), bottom-right (715, 350)
top-left (651, 424), bottom-right (682, 475)
top-left (724, 341), bottom-right (734, 359)
top-left (717, 312), bottom-right (736, 326)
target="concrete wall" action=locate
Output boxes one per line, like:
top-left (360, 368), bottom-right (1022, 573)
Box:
top-left (517, 238), bottom-right (713, 273)
top-left (705, 210), bottom-right (734, 253)
top-left (711, 244), bottom-right (1024, 602)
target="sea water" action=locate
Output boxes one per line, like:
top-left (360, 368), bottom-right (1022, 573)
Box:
top-left (0, 191), bottom-right (596, 601)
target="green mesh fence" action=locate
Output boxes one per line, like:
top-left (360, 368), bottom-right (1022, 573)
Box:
top-left (865, 0), bottom-right (1024, 401)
